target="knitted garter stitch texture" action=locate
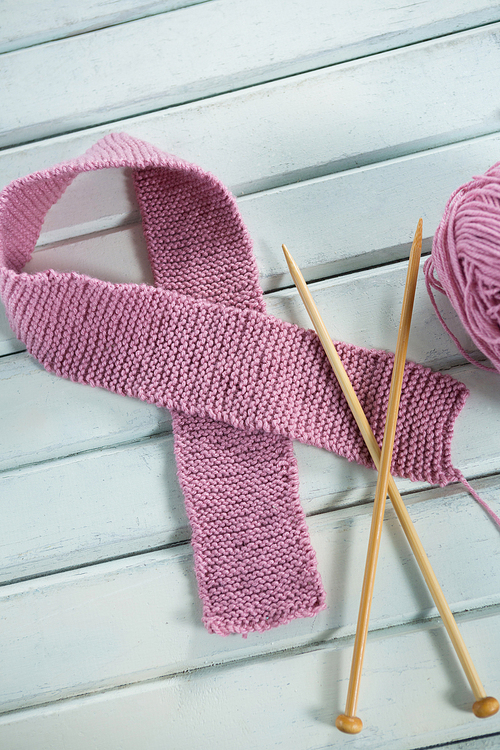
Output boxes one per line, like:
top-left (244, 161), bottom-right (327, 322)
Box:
top-left (0, 134), bottom-right (470, 635)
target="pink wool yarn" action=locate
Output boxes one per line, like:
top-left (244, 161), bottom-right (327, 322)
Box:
top-left (0, 133), bottom-right (326, 635)
top-left (424, 162), bottom-right (500, 373)
top-left (0, 134), bottom-right (493, 633)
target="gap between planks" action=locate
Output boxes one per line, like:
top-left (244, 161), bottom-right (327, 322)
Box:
top-left (1, 0), bottom-right (212, 54)
top-left (2, 23), bottom-right (500, 166)
top-left (1, 600), bottom-right (499, 720)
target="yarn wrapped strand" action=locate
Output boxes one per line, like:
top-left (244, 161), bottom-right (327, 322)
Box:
top-left (424, 162), bottom-right (500, 372)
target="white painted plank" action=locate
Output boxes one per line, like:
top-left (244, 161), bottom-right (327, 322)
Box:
top-left (2, 53), bottom-right (500, 201)
top-left (0, 325), bottom-right (22, 356)
top-left (0, 604), bottom-right (498, 749)
top-left (4, 0), bottom-right (500, 56)
top-left (439, 736), bottom-right (500, 749)
top-left (30, 225), bottom-right (154, 286)
top-left (1, 363), bottom-right (499, 584)
top-left (14, 133), bottom-right (500, 279)
top-left (1, 1), bottom-right (211, 53)
top-left (2, 131), bottom-right (500, 248)
top-left (0, 479), bottom-right (499, 713)
top-left (0, 436), bottom-right (188, 583)
top-left (3, 2), bottom-right (500, 146)
top-left (0, 352), bottom-right (171, 471)
top-left (243, 137), bottom-right (500, 290)
top-left (1, 22), bottom-right (500, 164)
top-left (34, 167), bottom-right (138, 245)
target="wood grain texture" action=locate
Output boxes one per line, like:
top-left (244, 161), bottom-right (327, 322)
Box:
top-left (2, 53), bottom-right (500, 196)
top-left (1, 480), bottom-right (499, 713)
top-left (4, 0), bottom-right (500, 55)
top-left (0, 611), bottom-right (499, 749)
top-left (0, 0), bottom-right (211, 53)
top-left (1, 21), bottom-right (500, 155)
top-left (443, 737), bottom-right (500, 750)
top-left (2, 1), bottom-right (500, 747)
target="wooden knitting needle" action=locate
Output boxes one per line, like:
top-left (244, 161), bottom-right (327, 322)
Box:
top-left (282, 231), bottom-right (499, 729)
top-left (337, 218), bottom-right (421, 732)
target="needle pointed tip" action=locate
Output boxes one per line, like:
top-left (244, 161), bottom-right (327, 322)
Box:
top-left (282, 243), bottom-right (294, 273)
top-left (411, 218), bottom-right (423, 257)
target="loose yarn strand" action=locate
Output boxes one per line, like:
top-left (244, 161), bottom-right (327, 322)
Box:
top-left (455, 472), bottom-right (500, 530)
top-left (424, 259), bottom-right (496, 372)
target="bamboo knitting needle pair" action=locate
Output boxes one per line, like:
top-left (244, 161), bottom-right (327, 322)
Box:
top-left (282, 222), bottom-right (499, 732)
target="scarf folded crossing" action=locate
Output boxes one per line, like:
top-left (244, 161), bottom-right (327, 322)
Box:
top-left (0, 133), bottom-right (469, 634)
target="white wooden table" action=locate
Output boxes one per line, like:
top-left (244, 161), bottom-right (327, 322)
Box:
top-left (1, 2), bottom-right (500, 748)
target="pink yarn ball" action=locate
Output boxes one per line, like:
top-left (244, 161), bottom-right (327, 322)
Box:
top-left (424, 162), bottom-right (500, 373)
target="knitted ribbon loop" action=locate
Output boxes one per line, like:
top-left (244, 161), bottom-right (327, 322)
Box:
top-left (0, 134), bottom-right (471, 634)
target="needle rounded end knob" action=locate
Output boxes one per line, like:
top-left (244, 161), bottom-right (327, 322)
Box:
top-left (335, 714), bottom-right (363, 733)
top-left (473, 697), bottom-right (500, 718)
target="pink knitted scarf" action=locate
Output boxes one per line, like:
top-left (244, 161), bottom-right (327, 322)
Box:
top-left (0, 134), bottom-right (473, 634)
